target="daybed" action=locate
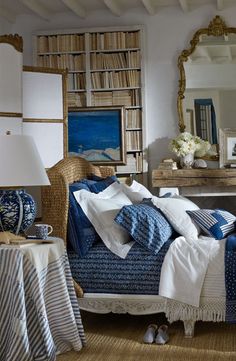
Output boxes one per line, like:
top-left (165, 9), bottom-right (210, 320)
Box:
top-left (42, 156), bottom-right (229, 338)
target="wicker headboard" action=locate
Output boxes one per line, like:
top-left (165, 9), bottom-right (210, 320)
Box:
top-left (41, 156), bottom-right (114, 243)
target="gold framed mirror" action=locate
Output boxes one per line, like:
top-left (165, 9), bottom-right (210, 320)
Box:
top-left (177, 16), bottom-right (236, 160)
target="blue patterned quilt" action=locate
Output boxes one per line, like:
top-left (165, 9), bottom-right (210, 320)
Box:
top-left (225, 233), bottom-right (236, 322)
top-left (68, 239), bottom-right (173, 295)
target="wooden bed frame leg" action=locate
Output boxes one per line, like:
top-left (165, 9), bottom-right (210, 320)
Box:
top-left (183, 320), bottom-right (195, 338)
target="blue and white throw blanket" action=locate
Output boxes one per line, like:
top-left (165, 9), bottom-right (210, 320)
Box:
top-left (225, 233), bottom-right (236, 323)
top-left (68, 239), bottom-right (173, 295)
top-left (0, 241), bottom-right (85, 361)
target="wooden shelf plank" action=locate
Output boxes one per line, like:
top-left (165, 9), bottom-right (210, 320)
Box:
top-left (152, 169), bottom-right (236, 187)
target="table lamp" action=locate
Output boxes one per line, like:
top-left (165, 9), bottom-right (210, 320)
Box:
top-left (0, 133), bottom-right (50, 234)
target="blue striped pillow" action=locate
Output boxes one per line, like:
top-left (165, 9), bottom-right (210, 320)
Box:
top-left (114, 201), bottom-right (173, 255)
top-left (187, 209), bottom-right (236, 240)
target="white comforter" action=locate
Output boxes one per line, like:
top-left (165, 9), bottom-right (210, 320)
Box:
top-left (159, 236), bottom-right (226, 307)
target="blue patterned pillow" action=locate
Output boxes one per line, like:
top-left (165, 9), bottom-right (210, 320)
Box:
top-left (80, 175), bottom-right (118, 193)
top-left (114, 201), bottom-right (173, 255)
top-left (68, 176), bottom-right (118, 257)
top-left (187, 209), bottom-right (236, 240)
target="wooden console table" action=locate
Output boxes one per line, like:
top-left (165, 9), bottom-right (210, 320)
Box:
top-left (152, 169), bottom-right (236, 197)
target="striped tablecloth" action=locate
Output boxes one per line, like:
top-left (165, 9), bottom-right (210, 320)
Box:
top-left (0, 238), bottom-right (85, 361)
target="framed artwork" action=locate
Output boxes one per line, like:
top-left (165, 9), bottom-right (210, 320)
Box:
top-left (219, 128), bottom-right (236, 168)
top-left (68, 106), bottom-right (126, 165)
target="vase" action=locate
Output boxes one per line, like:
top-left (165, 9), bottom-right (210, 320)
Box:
top-left (180, 153), bottom-right (194, 169)
top-left (0, 189), bottom-right (36, 234)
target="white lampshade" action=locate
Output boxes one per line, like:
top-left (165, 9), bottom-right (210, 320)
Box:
top-left (0, 134), bottom-right (50, 187)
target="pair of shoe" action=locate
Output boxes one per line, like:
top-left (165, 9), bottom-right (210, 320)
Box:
top-left (143, 324), bottom-right (169, 345)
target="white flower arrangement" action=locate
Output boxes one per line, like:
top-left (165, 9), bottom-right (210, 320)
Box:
top-left (169, 132), bottom-right (211, 157)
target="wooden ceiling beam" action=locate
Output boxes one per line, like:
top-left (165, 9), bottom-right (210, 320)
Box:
top-left (61, 0), bottom-right (86, 18)
top-left (19, 0), bottom-right (51, 20)
top-left (103, 0), bottom-right (123, 16)
top-left (0, 6), bottom-right (16, 23)
top-left (178, 0), bottom-right (189, 13)
top-left (216, 0), bottom-right (225, 10)
top-left (141, 0), bottom-right (157, 15)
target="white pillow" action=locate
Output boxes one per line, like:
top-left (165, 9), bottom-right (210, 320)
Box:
top-left (121, 180), bottom-right (153, 203)
top-left (151, 195), bottom-right (200, 240)
top-left (73, 182), bottom-right (134, 259)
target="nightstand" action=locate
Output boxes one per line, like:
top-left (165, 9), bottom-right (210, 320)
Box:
top-left (0, 237), bottom-right (85, 360)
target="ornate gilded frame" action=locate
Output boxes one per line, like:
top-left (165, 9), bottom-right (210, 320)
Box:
top-left (0, 34), bottom-right (23, 52)
top-left (177, 15), bottom-right (234, 134)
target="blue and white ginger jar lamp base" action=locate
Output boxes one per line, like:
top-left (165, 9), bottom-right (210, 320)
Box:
top-left (0, 190), bottom-right (36, 234)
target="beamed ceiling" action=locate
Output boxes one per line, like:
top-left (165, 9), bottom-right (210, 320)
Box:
top-left (0, 0), bottom-right (236, 23)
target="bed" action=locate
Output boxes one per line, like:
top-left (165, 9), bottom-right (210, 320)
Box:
top-left (41, 156), bottom-right (231, 338)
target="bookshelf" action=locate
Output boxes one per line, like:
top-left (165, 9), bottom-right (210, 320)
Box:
top-left (33, 26), bottom-right (146, 181)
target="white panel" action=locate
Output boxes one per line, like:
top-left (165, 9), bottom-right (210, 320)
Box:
top-left (22, 122), bottom-right (64, 168)
top-left (23, 72), bottom-right (63, 119)
top-left (0, 44), bottom-right (22, 113)
top-left (0, 117), bottom-right (22, 135)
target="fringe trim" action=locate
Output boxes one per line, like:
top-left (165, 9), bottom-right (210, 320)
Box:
top-left (165, 298), bottom-right (225, 323)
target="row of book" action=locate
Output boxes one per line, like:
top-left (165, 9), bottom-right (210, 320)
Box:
top-left (37, 31), bottom-right (140, 54)
top-left (37, 34), bottom-right (85, 53)
top-left (126, 109), bottom-right (142, 128)
top-left (68, 73), bottom-right (86, 90)
top-left (126, 130), bottom-right (142, 151)
top-left (116, 153), bottom-right (143, 173)
top-left (91, 89), bottom-right (141, 106)
top-left (68, 89), bottom-right (141, 107)
top-left (67, 93), bottom-right (86, 107)
top-left (37, 52), bottom-right (140, 72)
top-left (90, 51), bottom-right (140, 70)
top-left (37, 54), bottom-right (85, 70)
top-left (90, 31), bottom-right (140, 51)
top-left (91, 70), bottom-right (140, 89)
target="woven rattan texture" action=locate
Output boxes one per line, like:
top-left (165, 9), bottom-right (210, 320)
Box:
top-left (41, 156), bottom-right (114, 244)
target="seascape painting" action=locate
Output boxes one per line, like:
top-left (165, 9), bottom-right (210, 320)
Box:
top-left (68, 106), bottom-right (126, 164)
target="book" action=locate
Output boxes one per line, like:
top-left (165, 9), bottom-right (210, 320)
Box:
top-left (0, 238), bottom-right (54, 248)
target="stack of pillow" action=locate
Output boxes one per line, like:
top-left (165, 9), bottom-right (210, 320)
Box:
top-left (69, 175), bottom-right (236, 259)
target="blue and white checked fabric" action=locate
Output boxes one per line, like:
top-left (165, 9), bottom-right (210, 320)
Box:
top-left (187, 209), bottom-right (236, 240)
top-left (0, 242), bottom-right (85, 361)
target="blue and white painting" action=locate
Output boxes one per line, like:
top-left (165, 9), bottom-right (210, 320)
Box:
top-left (68, 108), bottom-right (124, 163)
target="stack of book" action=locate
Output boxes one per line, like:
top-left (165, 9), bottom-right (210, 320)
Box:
top-left (158, 159), bottom-right (178, 170)
top-left (116, 154), bottom-right (137, 173)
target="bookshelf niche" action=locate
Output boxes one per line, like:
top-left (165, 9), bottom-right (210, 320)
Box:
top-left (34, 26), bottom-right (146, 182)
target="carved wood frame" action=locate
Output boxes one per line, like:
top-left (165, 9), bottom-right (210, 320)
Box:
top-left (0, 34), bottom-right (23, 52)
top-left (177, 15), bottom-right (236, 160)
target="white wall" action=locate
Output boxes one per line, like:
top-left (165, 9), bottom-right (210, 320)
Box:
top-left (3, 4), bottom-right (236, 189)
top-left (219, 90), bottom-right (236, 129)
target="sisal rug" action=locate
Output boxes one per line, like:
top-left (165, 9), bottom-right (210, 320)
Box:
top-left (57, 312), bottom-right (236, 361)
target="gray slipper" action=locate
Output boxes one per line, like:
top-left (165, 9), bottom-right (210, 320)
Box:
top-left (155, 324), bottom-right (169, 345)
top-left (143, 324), bottom-right (158, 344)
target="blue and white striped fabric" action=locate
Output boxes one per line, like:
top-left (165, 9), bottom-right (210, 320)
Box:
top-left (0, 242), bottom-right (85, 361)
top-left (187, 209), bottom-right (236, 240)
top-left (115, 201), bottom-right (173, 255)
